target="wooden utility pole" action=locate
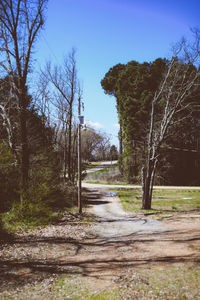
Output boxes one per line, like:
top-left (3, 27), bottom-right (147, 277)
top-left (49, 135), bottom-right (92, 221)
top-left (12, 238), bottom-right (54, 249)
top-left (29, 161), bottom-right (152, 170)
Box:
top-left (78, 97), bottom-right (82, 213)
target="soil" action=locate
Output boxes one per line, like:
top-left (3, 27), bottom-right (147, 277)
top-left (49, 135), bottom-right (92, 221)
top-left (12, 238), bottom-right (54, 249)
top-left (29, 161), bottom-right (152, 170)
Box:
top-left (0, 184), bottom-right (200, 298)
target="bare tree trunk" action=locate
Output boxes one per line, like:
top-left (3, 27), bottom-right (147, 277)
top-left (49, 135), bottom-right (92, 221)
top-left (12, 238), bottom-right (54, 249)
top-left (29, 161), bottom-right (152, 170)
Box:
top-left (18, 87), bottom-right (29, 198)
top-left (19, 105), bottom-right (29, 188)
top-left (142, 158), bottom-right (157, 209)
top-left (142, 94), bottom-right (156, 209)
top-left (68, 105), bottom-right (72, 181)
top-left (0, 103), bottom-right (14, 152)
top-left (63, 127), bottom-right (67, 182)
top-left (142, 164), bottom-right (152, 209)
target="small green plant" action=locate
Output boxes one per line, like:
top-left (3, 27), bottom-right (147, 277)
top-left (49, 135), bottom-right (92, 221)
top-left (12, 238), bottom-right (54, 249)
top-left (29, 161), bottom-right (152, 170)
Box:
top-left (172, 205), bottom-right (177, 210)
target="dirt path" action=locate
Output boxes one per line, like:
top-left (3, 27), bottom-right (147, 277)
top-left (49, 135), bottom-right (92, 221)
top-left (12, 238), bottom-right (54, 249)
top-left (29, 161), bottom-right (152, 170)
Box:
top-left (0, 184), bottom-right (200, 298)
top-left (86, 185), bottom-right (167, 238)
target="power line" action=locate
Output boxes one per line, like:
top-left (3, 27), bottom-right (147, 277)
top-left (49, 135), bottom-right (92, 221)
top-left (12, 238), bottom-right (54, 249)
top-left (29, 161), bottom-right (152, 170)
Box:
top-left (39, 31), bottom-right (60, 65)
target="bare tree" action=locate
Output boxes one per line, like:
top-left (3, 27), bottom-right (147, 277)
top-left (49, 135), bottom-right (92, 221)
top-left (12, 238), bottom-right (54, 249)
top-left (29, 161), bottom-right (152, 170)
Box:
top-left (44, 48), bottom-right (79, 182)
top-left (142, 29), bottom-right (200, 209)
top-left (0, 0), bottom-right (47, 194)
top-left (81, 127), bottom-right (108, 162)
top-left (0, 79), bottom-right (16, 152)
top-left (91, 130), bottom-right (111, 161)
top-left (33, 72), bottom-right (52, 126)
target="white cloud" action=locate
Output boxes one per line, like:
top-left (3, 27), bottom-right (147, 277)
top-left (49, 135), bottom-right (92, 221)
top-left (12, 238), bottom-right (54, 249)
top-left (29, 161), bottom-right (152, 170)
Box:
top-left (85, 120), bottom-right (104, 129)
top-left (113, 123), bottom-right (120, 129)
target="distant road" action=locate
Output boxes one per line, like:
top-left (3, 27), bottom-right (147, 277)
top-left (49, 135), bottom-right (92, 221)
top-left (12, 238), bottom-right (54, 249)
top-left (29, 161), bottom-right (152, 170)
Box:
top-left (85, 160), bottom-right (118, 174)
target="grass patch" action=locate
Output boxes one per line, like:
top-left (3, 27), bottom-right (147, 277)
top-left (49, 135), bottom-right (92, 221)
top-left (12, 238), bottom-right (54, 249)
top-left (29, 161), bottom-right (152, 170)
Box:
top-left (4, 265), bottom-right (199, 299)
top-left (116, 264), bottom-right (200, 299)
top-left (114, 188), bottom-right (200, 213)
top-left (1, 205), bottom-right (60, 232)
top-left (54, 274), bottom-right (118, 299)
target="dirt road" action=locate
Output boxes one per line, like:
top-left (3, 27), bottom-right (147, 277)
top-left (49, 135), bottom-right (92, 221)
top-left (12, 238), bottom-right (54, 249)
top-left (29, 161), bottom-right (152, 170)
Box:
top-left (85, 185), bottom-right (167, 238)
top-left (85, 161), bottom-right (118, 173)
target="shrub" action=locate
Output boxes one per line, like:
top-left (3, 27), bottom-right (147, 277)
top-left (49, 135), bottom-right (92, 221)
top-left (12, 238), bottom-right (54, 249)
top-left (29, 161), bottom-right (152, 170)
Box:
top-left (1, 200), bottom-right (56, 230)
top-left (1, 147), bottom-right (78, 230)
top-left (0, 142), bottom-right (19, 212)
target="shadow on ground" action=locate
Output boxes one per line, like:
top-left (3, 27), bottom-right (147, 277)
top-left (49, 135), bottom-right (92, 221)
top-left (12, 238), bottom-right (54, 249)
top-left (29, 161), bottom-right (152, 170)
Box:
top-left (82, 187), bottom-right (111, 206)
top-left (0, 228), bottom-right (200, 292)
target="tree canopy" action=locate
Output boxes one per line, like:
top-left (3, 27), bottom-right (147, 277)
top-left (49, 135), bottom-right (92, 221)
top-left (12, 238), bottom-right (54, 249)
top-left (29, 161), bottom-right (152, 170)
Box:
top-left (101, 55), bottom-right (200, 187)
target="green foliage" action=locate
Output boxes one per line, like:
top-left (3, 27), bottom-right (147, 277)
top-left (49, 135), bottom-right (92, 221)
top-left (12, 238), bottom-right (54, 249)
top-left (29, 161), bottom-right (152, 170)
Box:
top-left (101, 63), bottom-right (125, 96)
top-left (101, 57), bottom-right (200, 185)
top-left (0, 142), bottom-right (19, 212)
top-left (101, 58), bottom-right (167, 182)
top-left (2, 165), bottom-right (59, 230)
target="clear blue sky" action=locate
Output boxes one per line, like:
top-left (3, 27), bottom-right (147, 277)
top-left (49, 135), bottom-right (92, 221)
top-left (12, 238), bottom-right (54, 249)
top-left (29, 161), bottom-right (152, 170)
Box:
top-left (35, 0), bottom-right (200, 147)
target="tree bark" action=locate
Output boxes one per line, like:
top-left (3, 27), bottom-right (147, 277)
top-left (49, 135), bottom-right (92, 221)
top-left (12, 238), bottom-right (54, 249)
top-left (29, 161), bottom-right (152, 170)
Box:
top-left (63, 127), bottom-right (67, 182)
top-left (68, 104), bottom-right (72, 181)
top-left (19, 88), bottom-right (29, 192)
top-left (142, 158), bottom-right (157, 209)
